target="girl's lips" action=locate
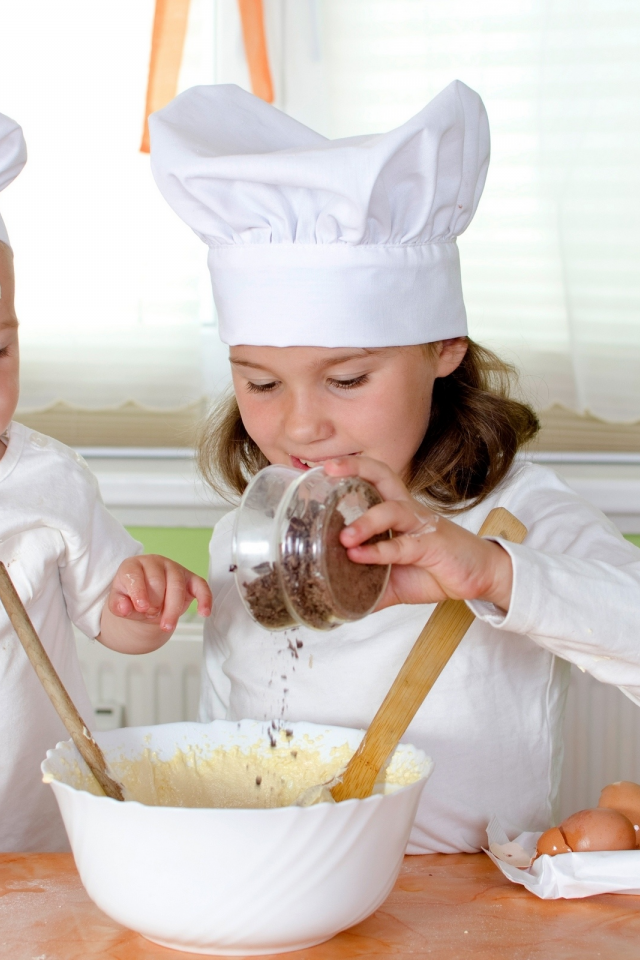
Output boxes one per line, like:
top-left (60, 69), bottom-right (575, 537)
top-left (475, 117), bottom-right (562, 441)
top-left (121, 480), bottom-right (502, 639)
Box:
top-left (290, 456), bottom-right (311, 471)
top-left (290, 454), bottom-right (360, 471)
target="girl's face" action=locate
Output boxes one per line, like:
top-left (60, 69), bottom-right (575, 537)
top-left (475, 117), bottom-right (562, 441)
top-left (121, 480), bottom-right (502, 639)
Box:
top-left (230, 339), bottom-right (467, 480)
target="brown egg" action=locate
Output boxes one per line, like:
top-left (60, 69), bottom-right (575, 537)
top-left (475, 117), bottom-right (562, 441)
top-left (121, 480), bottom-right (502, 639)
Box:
top-left (598, 781), bottom-right (640, 847)
top-left (560, 807), bottom-right (636, 852)
top-left (535, 827), bottom-right (572, 858)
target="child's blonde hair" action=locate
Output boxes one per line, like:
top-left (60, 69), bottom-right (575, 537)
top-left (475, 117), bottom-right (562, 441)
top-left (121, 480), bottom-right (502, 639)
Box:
top-left (0, 242), bottom-right (17, 326)
top-left (197, 340), bottom-right (539, 512)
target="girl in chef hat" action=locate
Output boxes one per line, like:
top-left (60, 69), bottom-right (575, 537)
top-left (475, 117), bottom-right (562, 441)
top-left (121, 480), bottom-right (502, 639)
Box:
top-left (0, 113), bottom-right (212, 852)
top-left (150, 82), bottom-right (640, 854)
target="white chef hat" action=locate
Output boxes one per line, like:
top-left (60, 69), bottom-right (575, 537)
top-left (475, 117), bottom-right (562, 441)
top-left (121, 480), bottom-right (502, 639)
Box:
top-left (150, 80), bottom-right (489, 347)
top-left (0, 113), bottom-right (27, 248)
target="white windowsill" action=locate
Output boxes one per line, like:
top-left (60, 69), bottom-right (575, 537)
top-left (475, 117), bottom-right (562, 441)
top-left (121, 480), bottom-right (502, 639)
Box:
top-left (80, 453), bottom-right (231, 527)
top-left (78, 449), bottom-right (640, 533)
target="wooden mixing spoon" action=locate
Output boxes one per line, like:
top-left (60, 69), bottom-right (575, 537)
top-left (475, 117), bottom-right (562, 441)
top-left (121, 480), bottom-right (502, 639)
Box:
top-left (331, 507), bottom-right (527, 802)
top-left (0, 561), bottom-right (124, 801)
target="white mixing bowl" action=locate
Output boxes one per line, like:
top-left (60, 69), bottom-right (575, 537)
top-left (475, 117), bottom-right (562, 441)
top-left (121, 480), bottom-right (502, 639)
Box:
top-left (42, 719), bottom-right (432, 956)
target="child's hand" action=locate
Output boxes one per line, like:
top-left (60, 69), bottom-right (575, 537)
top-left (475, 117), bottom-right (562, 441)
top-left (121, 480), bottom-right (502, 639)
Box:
top-left (324, 457), bottom-right (514, 612)
top-left (109, 555), bottom-right (212, 630)
top-left (99, 556), bottom-right (212, 654)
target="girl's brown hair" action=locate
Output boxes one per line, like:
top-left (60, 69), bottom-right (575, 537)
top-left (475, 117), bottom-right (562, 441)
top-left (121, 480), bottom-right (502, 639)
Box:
top-left (197, 339), bottom-right (539, 512)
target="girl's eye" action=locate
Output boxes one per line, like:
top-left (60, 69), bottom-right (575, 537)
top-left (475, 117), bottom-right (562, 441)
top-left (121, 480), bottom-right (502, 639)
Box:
top-left (246, 380), bottom-right (279, 394)
top-left (328, 374), bottom-right (370, 390)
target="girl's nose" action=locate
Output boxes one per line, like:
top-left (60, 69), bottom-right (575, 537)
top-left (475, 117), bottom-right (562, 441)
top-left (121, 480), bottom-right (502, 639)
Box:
top-left (284, 392), bottom-right (334, 447)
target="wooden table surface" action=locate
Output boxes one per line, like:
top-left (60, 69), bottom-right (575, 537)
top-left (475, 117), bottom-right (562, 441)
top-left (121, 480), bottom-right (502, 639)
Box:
top-left (1, 851), bottom-right (640, 960)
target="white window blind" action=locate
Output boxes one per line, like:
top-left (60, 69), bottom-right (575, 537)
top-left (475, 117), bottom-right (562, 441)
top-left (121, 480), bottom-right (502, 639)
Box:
top-left (3, 0), bottom-right (639, 422)
top-left (2, 0), bottom-right (229, 411)
top-left (220, 0), bottom-right (640, 421)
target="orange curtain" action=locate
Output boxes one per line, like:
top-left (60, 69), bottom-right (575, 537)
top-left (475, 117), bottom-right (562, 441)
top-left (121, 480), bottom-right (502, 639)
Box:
top-left (237, 0), bottom-right (274, 102)
top-left (140, 0), bottom-right (191, 154)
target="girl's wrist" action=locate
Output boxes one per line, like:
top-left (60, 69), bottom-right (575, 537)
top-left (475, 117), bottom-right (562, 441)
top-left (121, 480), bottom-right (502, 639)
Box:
top-left (98, 604), bottom-right (173, 654)
top-left (477, 541), bottom-right (514, 613)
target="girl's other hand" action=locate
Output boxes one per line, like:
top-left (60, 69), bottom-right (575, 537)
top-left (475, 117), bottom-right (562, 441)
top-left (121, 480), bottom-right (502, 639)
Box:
top-left (108, 555), bottom-right (212, 631)
top-left (324, 457), bottom-right (514, 612)
top-left (99, 556), bottom-right (212, 654)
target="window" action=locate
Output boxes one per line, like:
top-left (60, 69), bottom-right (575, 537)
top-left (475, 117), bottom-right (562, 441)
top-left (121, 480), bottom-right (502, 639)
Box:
top-left (3, 0), bottom-right (639, 427)
top-left (2, 0), bottom-right (224, 412)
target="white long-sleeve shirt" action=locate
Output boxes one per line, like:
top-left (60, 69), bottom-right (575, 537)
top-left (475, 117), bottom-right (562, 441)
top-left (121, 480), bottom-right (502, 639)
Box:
top-left (0, 422), bottom-right (141, 851)
top-left (200, 461), bottom-right (640, 854)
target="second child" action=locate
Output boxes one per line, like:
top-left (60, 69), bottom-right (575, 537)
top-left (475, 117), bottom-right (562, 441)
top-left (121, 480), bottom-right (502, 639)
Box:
top-left (0, 113), bottom-right (212, 851)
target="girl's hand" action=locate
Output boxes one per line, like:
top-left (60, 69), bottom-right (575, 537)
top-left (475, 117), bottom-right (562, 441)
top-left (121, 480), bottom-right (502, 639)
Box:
top-left (99, 556), bottom-right (212, 654)
top-left (324, 457), bottom-right (514, 612)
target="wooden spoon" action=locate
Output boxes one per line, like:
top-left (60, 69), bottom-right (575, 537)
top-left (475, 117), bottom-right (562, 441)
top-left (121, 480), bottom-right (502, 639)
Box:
top-left (331, 507), bottom-right (527, 802)
top-left (0, 561), bottom-right (124, 801)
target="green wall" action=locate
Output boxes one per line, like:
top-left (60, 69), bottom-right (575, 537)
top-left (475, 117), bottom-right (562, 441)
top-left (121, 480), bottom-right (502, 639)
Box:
top-left (126, 527), bottom-right (212, 579)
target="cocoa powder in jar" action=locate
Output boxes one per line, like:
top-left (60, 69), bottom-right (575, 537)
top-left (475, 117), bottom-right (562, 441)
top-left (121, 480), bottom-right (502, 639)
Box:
top-left (243, 479), bottom-right (389, 630)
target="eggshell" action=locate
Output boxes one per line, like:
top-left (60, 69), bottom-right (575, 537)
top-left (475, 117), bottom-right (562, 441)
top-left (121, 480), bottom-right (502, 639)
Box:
top-left (598, 781), bottom-right (640, 847)
top-left (535, 827), bottom-right (572, 858)
top-left (560, 807), bottom-right (636, 852)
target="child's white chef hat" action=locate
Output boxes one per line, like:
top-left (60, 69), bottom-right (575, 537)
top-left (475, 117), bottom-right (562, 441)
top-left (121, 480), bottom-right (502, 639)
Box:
top-left (150, 80), bottom-right (489, 347)
top-left (0, 113), bottom-right (27, 248)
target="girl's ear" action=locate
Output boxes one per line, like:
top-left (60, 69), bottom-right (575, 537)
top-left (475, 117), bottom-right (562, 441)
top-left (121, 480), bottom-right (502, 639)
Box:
top-left (434, 337), bottom-right (468, 378)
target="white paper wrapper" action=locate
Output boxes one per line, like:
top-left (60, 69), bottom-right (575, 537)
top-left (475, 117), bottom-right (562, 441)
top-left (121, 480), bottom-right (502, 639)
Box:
top-left (485, 816), bottom-right (640, 899)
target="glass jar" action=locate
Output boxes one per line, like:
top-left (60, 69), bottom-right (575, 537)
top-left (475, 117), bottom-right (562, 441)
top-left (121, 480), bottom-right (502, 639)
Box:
top-left (232, 465), bottom-right (391, 631)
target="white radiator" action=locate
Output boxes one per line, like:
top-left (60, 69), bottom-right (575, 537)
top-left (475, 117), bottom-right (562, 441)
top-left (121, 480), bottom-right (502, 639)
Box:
top-left (75, 619), bottom-right (203, 728)
top-left (558, 667), bottom-right (640, 819)
top-left (77, 626), bottom-right (640, 821)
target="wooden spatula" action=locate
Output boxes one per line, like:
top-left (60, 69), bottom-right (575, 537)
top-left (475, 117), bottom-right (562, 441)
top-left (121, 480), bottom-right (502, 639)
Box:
top-left (331, 507), bottom-right (527, 802)
top-left (0, 561), bottom-right (124, 801)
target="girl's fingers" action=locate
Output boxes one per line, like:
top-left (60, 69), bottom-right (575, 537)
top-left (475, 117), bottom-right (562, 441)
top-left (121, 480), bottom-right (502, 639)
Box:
top-left (341, 499), bottom-right (439, 548)
top-left (115, 559), bottom-right (154, 615)
top-left (109, 591), bottom-right (135, 618)
top-left (347, 532), bottom-right (437, 568)
top-left (186, 573), bottom-right (213, 617)
top-left (324, 455), bottom-right (512, 609)
top-left (376, 565), bottom-right (448, 609)
top-left (111, 556), bottom-right (212, 629)
top-left (158, 565), bottom-right (212, 631)
top-left (113, 556), bottom-right (168, 621)
top-left (135, 557), bottom-right (169, 618)
top-left (159, 565), bottom-right (189, 632)
top-left (323, 455), bottom-right (411, 503)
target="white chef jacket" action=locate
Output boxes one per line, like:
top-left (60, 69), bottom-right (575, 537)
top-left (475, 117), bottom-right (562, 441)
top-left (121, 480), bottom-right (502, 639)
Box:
top-left (200, 461), bottom-right (640, 853)
top-left (0, 422), bottom-right (141, 852)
